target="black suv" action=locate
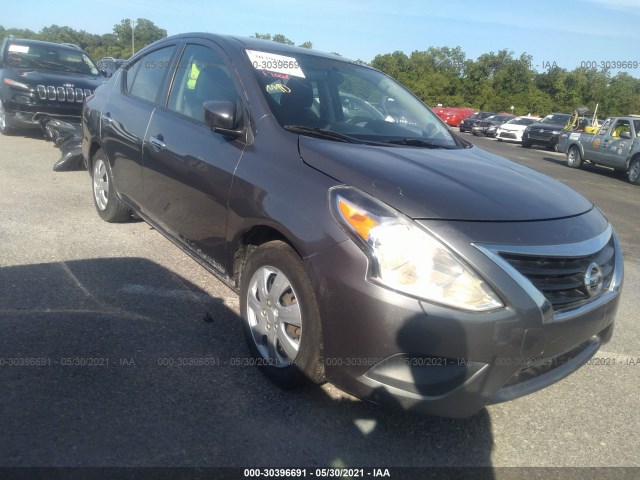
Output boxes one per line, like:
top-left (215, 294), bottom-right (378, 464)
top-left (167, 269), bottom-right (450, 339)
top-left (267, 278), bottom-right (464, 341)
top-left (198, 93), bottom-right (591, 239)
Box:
top-left (0, 38), bottom-right (105, 134)
top-left (521, 113), bottom-right (571, 149)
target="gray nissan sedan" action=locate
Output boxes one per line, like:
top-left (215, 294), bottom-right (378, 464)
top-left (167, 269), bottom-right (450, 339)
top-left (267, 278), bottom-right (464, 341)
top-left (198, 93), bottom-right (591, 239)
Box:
top-left (81, 33), bottom-right (623, 418)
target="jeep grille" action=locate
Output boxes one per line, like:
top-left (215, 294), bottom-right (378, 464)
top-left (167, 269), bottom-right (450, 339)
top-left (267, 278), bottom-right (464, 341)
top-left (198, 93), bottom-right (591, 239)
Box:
top-left (36, 85), bottom-right (92, 103)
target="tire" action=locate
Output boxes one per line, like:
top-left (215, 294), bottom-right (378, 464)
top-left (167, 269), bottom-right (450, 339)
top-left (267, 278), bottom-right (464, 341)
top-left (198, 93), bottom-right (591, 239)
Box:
top-left (566, 146), bottom-right (582, 169)
top-left (521, 139), bottom-right (531, 148)
top-left (0, 101), bottom-right (15, 136)
top-left (91, 149), bottom-right (131, 222)
top-left (629, 157), bottom-right (640, 185)
top-left (459, 127), bottom-right (465, 133)
top-left (240, 240), bottom-right (324, 388)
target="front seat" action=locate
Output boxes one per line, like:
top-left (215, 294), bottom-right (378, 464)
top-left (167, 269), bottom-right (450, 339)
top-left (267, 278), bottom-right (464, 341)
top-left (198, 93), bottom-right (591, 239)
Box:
top-left (278, 78), bottom-right (321, 127)
top-left (186, 66), bottom-right (236, 121)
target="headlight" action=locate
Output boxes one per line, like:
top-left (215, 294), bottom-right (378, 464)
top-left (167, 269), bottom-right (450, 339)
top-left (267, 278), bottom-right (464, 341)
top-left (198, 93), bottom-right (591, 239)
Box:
top-left (329, 186), bottom-right (503, 312)
top-left (3, 78), bottom-right (29, 90)
top-left (551, 130), bottom-right (561, 135)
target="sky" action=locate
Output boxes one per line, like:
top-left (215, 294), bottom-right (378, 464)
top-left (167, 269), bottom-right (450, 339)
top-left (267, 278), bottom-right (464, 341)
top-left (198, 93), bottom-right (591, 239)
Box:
top-left (5, 0), bottom-right (640, 76)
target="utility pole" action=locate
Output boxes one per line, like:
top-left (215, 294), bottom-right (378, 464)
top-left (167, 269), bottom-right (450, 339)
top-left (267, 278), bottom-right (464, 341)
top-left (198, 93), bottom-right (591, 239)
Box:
top-left (129, 18), bottom-right (137, 56)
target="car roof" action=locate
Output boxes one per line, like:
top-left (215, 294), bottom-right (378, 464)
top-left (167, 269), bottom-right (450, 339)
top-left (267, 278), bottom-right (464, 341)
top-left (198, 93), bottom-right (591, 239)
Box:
top-left (145, 32), bottom-right (356, 64)
top-left (3, 37), bottom-right (89, 54)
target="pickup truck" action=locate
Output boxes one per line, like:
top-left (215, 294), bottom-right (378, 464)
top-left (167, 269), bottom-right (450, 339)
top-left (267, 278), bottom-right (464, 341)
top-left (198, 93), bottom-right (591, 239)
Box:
top-left (557, 116), bottom-right (640, 185)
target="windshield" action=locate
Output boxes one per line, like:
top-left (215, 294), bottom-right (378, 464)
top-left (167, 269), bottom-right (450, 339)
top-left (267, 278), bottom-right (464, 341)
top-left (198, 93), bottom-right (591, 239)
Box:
top-left (540, 114), bottom-right (571, 125)
top-left (247, 49), bottom-right (460, 148)
top-left (5, 42), bottom-right (99, 76)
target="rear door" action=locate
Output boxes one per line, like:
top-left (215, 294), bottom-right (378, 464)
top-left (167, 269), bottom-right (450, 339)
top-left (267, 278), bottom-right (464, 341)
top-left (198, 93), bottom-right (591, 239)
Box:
top-left (600, 118), bottom-right (633, 168)
top-left (101, 44), bottom-right (177, 207)
top-left (142, 41), bottom-right (245, 268)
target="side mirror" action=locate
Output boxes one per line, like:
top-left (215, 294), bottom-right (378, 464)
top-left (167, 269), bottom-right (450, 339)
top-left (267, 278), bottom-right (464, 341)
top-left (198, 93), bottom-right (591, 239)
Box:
top-left (620, 130), bottom-right (632, 139)
top-left (100, 69), bottom-right (109, 77)
top-left (203, 100), bottom-right (244, 139)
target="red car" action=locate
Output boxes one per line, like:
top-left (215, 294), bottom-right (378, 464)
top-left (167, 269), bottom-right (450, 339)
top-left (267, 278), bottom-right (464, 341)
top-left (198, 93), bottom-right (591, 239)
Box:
top-left (436, 107), bottom-right (475, 127)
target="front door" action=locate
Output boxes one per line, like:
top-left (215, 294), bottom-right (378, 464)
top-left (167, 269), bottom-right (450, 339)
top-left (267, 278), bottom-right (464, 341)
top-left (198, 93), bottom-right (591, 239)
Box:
top-left (142, 42), bottom-right (245, 270)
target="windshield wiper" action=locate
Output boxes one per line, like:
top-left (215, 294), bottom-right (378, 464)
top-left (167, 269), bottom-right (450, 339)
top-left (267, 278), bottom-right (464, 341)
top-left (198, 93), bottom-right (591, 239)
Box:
top-left (284, 125), bottom-right (363, 144)
top-left (384, 138), bottom-right (458, 149)
top-left (41, 60), bottom-right (83, 74)
top-left (10, 52), bottom-right (47, 69)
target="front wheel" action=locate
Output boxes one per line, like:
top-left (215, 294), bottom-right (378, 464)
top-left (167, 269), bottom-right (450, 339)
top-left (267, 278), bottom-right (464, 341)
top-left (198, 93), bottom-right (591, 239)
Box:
top-left (0, 102), bottom-right (15, 135)
top-left (566, 146), bottom-right (582, 168)
top-left (521, 139), bottom-right (531, 148)
top-left (629, 157), bottom-right (640, 185)
top-left (92, 150), bottom-right (131, 222)
top-left (240, 241), bottom-right (324, 388)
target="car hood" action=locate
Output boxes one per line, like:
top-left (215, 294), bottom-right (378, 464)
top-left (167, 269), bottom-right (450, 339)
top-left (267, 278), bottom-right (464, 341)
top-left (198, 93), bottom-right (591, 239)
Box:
top-left (299, 136), bottom-right (593, 221)
top-left (12, 69), bottom-right (105, 88)
top-left (527, 122), bottom-right (565, 132)
top-left (500, 124), bottom-right (527, 131)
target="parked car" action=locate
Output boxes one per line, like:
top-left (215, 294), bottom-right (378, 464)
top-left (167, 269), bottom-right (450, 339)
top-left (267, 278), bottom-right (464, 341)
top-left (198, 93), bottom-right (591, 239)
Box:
top-left (0, 37), bottom-right (105, 134)
top-left (82, 33), bottom-right (622, 418)
top-left (557, 116), bottom-right (640, 184)
top-left (471, 113), bottom-right (515, 137)
top-left (459, 111), bottom-right (494, 133)
top-left (496, 116), bottom-right (539, 143)
top-left (436, 107), bottom-right (475, 127)
top-left (96, 57), bottom-right (127, 77)
top-left (521, 113), bottom-right (571, 149)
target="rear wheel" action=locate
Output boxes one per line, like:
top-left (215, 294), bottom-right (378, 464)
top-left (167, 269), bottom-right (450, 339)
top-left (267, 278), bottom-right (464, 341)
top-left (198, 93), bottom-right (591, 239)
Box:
top-left (92, 150), bottom-right (131, 222)
top-left (566, 146), bottom-right (582, 168)
top-left (240, 241), bottom-right (324, 388)
top-left (629, 157), bottom-right (640, 185)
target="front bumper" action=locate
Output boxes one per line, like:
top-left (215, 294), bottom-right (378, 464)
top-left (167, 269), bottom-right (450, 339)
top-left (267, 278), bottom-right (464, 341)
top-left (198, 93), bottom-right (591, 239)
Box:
top-left (306, 221), bottom-right (622, 418)
top-left (3, 101), bottom-right (83, 128)
top-left (524, 129), bottom-right (562, 147)
top-left (496, 130), bottom-right (521, 142)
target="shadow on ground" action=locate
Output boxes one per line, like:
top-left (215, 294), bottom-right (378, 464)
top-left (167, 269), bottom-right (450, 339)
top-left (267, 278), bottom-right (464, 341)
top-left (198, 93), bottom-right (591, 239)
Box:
top-left (0, 258), bottom-right (494, 470)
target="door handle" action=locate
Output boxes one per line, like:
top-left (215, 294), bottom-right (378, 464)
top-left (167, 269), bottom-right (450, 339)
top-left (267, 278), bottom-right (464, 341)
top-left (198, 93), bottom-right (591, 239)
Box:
top-left (150, 134), bottom-right (166, 150)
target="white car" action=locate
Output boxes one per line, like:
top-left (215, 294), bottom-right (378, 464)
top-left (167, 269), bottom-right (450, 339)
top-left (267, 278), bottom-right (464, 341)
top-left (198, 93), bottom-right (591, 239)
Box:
top-left (496, 116), bottom-right (539, 143)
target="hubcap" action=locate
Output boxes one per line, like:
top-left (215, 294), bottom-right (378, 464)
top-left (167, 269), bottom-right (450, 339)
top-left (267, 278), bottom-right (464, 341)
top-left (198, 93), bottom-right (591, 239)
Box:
top-left (246, 266), bottom-right (302, 368)
top-left (93, 159), bottom-right (109, 210)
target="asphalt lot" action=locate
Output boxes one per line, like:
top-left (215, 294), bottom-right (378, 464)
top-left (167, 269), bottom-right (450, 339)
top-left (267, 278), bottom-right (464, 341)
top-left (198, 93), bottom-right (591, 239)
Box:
top-left (0, 128), bottom-right (638, 472)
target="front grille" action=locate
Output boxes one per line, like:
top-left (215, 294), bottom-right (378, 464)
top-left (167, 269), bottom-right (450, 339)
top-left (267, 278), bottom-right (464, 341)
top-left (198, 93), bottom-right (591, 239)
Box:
top-left (499, 237), bottom-right (616, 312)
top-left (528, 130), bottom-right (554, 141)
top-left (499, 132), bottom-right (517, 139)
top-left (36, 85), bottom-right (92, 103)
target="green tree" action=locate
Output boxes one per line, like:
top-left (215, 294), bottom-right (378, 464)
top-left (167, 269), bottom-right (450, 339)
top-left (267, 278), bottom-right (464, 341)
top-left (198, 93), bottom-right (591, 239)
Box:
top-left (113, 18), bottom-right (166, 58)
top-left (252, 33), bottom-right (312, 48)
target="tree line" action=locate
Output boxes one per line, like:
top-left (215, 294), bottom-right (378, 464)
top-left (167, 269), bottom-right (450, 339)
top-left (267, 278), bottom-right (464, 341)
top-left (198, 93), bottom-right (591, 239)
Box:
top-left (0, 19), bottom-right (166, 61)
top-left (2, 22), bottom-right (639, 117)
top-left (370, 48), bottom-right (640, 118)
